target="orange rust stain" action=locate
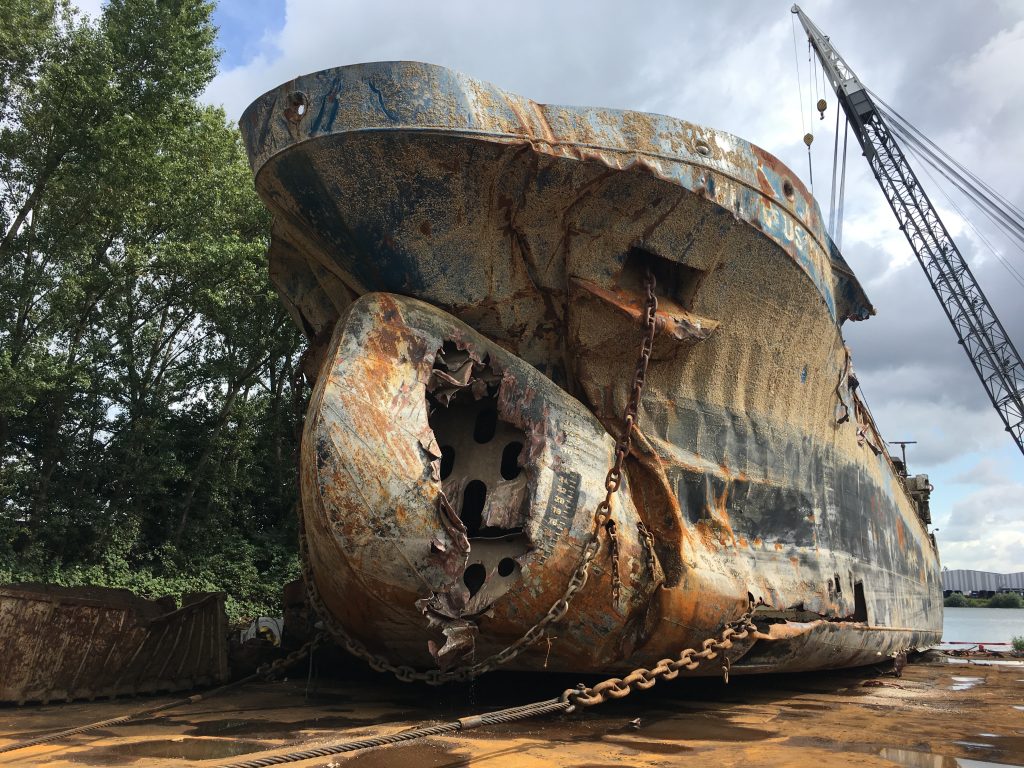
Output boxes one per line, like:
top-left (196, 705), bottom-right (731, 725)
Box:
top-left (774, 542), bottom-right (783, 551)
top-left (709, 484), bottom-right (737, 547)
top-left (754, 164), bottom-right (776, 197)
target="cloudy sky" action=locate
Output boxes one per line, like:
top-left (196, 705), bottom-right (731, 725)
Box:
top-left (77, 0), bottom-right (1024, 572)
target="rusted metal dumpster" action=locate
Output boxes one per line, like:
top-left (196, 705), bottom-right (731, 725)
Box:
top-left (0, 584), bottom-right (228, 704)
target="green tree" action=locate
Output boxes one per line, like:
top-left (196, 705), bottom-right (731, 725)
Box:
top-left (988, 592), bottom-right (1022, 609)
top-left (0, 0), bottom-right (302, 622)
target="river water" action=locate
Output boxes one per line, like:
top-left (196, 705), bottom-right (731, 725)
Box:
top-left (942, 606), bottom-right (1024, 646)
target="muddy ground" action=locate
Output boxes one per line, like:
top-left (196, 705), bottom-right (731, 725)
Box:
top-left (1, 654), bottom-right (1021, 767)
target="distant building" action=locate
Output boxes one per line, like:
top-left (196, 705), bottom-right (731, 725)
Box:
top-left (942, 569), bottom-right (1024, 596)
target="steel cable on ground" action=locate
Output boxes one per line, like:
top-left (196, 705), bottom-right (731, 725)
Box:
top-left (212, 608), bottom-right (759, 768)
top-left (0, 637), bottom-right (324, 756)
top-left (214, 700), bottom-right (572, 768)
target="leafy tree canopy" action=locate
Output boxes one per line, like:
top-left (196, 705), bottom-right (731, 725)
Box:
top-left (0, 0), bottom-right (301, 622)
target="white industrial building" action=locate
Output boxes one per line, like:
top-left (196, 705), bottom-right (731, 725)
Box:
top-left (942, 569), bottom-right (1024, 595)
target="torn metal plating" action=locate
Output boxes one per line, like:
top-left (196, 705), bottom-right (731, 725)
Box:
top-left (416, 342), bottom-right (531, 669)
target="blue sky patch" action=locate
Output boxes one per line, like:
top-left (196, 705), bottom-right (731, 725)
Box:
top-left (213, 0), bottom-right (284, 70)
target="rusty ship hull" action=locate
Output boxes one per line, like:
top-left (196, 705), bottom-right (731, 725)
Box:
top-left (240, 62), bottom-right (942, 676)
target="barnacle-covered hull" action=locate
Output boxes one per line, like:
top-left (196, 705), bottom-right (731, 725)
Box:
top-left (241, 62), bottom-right (942, 675)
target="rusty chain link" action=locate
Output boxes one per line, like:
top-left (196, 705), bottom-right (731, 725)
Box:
top-left (637, 520), bottom-right (658, 577)
top-left (255, 633), bottom-right (327, 682)
top-left (561, 607), bottom-right (758, 709)
top-left (606, 519), bottom-right (621, 602)
top-left (294, 268), bottom-right (659, 684)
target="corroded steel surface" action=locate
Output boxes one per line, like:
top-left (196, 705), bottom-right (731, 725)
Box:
top-left (0, 584), bottom-right (229, 704)
top-left (241, 62), bottom-right (942, 677)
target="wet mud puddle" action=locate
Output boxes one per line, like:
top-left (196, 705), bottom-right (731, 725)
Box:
top-left (950, 676), bottom-right (986, 691)
top-left (1, 659), bottom-right (1022, 767)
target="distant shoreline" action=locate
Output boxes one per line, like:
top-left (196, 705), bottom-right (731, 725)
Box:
top-left (944, 595), bottom-right (1023, 609)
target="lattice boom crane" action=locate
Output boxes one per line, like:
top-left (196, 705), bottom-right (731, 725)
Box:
top-left (792, 5), bottom-right (1024, 458)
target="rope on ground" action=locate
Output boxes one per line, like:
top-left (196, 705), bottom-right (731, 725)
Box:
top-left (214, 699), bottom-right (572, 768)
top-left (0, 636), bottom-right (324, 756)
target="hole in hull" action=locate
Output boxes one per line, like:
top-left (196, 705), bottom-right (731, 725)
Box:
top-left (473, 409), bottom-right (498, 443)
top-left (461, 480), bottom-right (487, 536)
top-left (500, 441), bottom-right (523, 480)
top-left (424, 341), bottom-right (531, 630)
top-left (463, 563), bottom-right (486, 597)
top-left (620, 246), bottom-right (705, 310)
top-left (440, 445), bottom-right (455, 480)
top-left (853, 582), bottom-right (868, 622)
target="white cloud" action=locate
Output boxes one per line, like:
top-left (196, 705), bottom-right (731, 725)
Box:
top-left (932, 456), bottom-right (1024, 572)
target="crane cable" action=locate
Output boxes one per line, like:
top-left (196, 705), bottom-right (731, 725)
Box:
top-left (914, 155), bottom-right (1024, 291)
top-left (870, 89), bottom-right (1024, 229)
top-left (902, 134), bottom-right (1024, 290)
top-left (806, 42), bottom-right (815, 194)
top-left (893, 125), bottom-right (1024, 253)
top-left (868, 93), bottom-right (1024, 288)
top-left (836, 118), bottom-right (849, 250)
top-left (792, 14), bottom-right (815, 192)
top-left (828, 103), bottom-right (841, 237)
top-left (792, 14), bottom-right (807, 136)
top-left (869, 90), bottom-right (1024, 241)
top-left (883, 109), bottom-right (1024, 245)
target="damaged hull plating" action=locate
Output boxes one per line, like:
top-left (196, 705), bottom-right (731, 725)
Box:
top-left (241, 62), bottom-right (943, 676)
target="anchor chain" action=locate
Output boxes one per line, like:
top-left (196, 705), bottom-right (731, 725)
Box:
top-left (294, 268), bottom-right (660, 684)
top-left (211, 606), bottom-right (760, 768)
top-left (561, 607), bottom-right (758, 708)
top-left (637, 520), bottom-right (658, 577)
top-left (606, 518), bottom-right (621, 602)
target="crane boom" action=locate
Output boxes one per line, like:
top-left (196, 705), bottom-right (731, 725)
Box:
top-left (792, 5), bottom-right (1024, 458)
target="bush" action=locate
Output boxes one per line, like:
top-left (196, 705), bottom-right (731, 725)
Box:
top-left (944, 592), bottom-right (968, 607)
top-left (988, 592), bottom-right (1023, 609)
top-left (1012, 636), bottom-right (1024, 653)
